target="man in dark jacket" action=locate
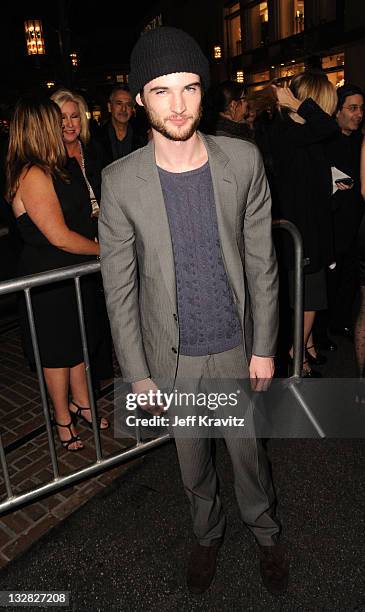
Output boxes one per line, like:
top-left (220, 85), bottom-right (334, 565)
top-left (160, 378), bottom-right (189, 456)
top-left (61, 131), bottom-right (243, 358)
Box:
top-left (97, 85), bottom-right (146, 164)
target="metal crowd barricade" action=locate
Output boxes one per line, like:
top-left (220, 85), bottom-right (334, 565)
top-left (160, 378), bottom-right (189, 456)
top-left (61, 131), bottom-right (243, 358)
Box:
top-left (0, 261), bottom-right (169, 515)
top-left (273, 220), bottom-right (325, 438)
top-left (0, 220), bottom-right (324, 515)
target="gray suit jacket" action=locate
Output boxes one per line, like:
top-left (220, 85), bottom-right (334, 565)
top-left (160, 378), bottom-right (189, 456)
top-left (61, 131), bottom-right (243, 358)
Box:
top-left (98, 133), bottom-right (278, 386)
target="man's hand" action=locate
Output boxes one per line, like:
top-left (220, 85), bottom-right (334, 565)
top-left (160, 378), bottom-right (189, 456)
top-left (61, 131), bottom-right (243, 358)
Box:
top-left (131, 378), bottom-right (165, 415)
top-left (249, 355), bottom-right (275, 392)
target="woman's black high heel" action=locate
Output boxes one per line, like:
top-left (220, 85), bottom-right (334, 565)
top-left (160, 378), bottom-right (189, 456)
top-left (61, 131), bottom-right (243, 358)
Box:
top-left (288, 354), bottom-right (322, 378)
top-left (301, 360), bottom-right (322, 378)
top-left (70, 399), bottom-right (110, 430)
top-left (55, 420), bottom-right (84, 452)
top-left (305, 345), bottom-right (327, 366)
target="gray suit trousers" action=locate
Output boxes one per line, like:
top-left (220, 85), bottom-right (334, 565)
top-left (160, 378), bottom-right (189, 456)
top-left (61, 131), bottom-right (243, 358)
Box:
top-left (172, 345), bottom-right (280, 547)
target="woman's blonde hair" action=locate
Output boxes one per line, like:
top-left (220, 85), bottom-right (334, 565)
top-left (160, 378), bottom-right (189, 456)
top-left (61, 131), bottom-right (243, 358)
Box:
top-left (51, 88), bottom-right (90, 145)
top-left (6, 96), bottom-right (67, 201)
top-left (290, 71), bottom-right (337, 115)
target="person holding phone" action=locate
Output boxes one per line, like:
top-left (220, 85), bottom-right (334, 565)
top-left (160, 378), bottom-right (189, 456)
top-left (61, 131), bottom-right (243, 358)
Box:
top-left (268, 72), bottom-right (338, 376)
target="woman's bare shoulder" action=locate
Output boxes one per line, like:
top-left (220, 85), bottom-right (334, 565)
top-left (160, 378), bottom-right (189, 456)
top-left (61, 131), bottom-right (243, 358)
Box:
top-left (20, 165), bottom-right (52, 187)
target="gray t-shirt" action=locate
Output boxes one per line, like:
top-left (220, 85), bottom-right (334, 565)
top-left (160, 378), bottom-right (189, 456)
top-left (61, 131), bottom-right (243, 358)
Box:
top-left (158, 161), bottom-right (242, 356)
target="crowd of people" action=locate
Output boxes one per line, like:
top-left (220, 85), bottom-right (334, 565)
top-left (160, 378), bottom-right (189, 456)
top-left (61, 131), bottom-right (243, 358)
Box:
top-left (1, 66), bottom-right (364, 448)
top-left (2, 25), bottom-right (365, 596)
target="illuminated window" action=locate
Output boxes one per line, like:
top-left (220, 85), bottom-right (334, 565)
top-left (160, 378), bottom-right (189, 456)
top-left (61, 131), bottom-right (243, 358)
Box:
top-left (278, 61), bottom-right (305, 79)
top-left (260, 2), bottom-right (269, 44)
top-left (322, 53), bottom-right (344, 70)
top-left (294, 0), bottom-right (305, 34)
top-left (225, 4), bottom-right (242, 57)
top-left (247, 70), bottom-right (270, 84)
top-left (245, 1), bottom-right (269, 49)
top-left (226, 3), bottom-right (240, 15)
top-left (327, 71), bottom-right (345, 88)
top-left (279, 0), bottom-right (305, 39)
top-left (322, 54), bottom-right (345, 88)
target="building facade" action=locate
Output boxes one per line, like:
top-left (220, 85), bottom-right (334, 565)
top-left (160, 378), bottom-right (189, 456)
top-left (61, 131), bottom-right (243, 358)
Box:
top-left (224, 0), bottom-right (365, 91)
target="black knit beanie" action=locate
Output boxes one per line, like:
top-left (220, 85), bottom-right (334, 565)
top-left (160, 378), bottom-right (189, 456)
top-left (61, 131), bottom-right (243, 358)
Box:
top-left (129, 27), bottom-right (210, 98)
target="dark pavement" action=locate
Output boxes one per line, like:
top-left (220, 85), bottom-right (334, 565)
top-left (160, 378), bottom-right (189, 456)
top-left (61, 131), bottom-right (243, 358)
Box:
top-left (0, 433), bottom-right (364, 611)
top-left (0, 324), bottom-right (364, 610)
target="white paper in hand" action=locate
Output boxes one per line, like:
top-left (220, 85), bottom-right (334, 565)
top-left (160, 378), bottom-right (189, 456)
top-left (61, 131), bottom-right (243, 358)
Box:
top-left (331, 166), bottom-right (351, 194)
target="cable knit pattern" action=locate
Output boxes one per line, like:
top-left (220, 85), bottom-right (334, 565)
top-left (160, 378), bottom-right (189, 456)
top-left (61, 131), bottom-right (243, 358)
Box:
top-left (158, 162), bottom-right (241, 356)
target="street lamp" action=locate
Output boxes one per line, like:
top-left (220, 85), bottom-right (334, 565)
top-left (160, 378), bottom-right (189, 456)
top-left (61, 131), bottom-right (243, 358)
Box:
top-left (24, 19), bottom-right (46, 55)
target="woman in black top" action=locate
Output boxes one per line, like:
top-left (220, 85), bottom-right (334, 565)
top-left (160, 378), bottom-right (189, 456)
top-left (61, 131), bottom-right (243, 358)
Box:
top-left (7, 96), bottom-right (107, 451)
top-left (51, 89), bottom-right (114, 394)
top-left (269, 73), bottom-right (338, 376)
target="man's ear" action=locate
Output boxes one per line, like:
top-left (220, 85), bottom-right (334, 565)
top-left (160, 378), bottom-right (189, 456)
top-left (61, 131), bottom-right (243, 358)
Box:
top-left (107, 101), bottom-right (112, 113)
top-left (136, 93), bottom-right (144, 107)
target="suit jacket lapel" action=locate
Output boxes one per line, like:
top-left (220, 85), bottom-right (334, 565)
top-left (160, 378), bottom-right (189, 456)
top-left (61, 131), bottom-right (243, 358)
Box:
top-left (201, 134), bottom-right (244, 304)
top-left (137, 141), bottom-right (177, 310)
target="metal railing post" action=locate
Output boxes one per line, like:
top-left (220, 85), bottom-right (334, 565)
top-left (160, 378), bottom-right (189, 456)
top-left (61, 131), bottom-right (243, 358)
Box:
top-left (273, 219), bottom-right (326, 438)
top-left (74, 276), bottom-right (102, 461)
top-left (0, 261), bottom-right (170, 515)
top-left (0, 433), bottom-right (13, 498)
top-left (24, 288), bottom-right (59, 478)
top-left (273, 219), bottom-right (304, 378)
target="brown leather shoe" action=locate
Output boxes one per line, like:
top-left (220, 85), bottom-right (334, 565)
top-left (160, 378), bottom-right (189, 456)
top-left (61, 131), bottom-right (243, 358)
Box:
top-left (186, 540), bottom-right (222, 594)
top-left (259, 544), bottom-right (289, 595)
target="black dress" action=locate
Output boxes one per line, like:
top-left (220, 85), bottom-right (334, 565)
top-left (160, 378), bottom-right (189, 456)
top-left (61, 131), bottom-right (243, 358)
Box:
top-left (16, 159), bottom-right (100, 368)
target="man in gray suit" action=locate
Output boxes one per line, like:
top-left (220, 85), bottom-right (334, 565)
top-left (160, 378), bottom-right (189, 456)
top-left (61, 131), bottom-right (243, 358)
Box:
top-left (99, 27), bottom-right (288, 595)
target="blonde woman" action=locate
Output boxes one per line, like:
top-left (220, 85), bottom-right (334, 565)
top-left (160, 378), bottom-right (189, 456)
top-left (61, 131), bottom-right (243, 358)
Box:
top-left (51, 88), bottom-right (105, 218)
top-left (269, 72), bottom-right (338, 376)
top-left (51, 88), bottom-right (114, 390)
top-left (7, 96), bottom-right (108, 451)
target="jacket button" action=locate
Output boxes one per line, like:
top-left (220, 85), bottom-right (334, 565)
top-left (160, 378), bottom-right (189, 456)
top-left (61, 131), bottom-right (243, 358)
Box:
top-left (171, 347), bottom-right (177, 354)
top-left (173, 314), bottom-right (178, 321)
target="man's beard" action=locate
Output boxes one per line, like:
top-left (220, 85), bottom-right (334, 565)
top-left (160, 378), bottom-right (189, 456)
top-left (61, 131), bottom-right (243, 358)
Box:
top-left (144, 103), bottom-right (202, 141)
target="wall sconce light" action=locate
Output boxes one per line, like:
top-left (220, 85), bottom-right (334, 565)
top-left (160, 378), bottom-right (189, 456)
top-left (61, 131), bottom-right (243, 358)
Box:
top-left (70, 52), bottom-right (78, 68)
top-left (236, 71), bottom-right (244, 83)
top-left (46, 81), bottom-right (55, 89)
top-left (24, 19), bottom-right (45, 55)
top-left (213, 45), bottom-right (222, 60)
